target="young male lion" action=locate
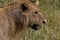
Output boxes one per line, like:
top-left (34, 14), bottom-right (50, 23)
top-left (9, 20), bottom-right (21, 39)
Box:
top-left (0, 0), bottom-right (47, 40)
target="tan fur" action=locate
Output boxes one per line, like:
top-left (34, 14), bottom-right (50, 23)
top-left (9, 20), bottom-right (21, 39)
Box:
top-left (0, 0), bottom-right (46, 40)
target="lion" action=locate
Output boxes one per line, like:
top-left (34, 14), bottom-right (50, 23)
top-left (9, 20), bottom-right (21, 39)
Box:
top-left (0, 0), bottom-right (47, 40)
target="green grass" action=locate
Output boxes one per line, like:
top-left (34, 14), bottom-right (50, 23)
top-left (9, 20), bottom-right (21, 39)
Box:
top-left (0, 0), bottom-right (60, 40)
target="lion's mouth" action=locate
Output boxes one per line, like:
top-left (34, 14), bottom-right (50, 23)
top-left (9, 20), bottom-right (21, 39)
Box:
top-left (31, 24), bottom-right (39, 30)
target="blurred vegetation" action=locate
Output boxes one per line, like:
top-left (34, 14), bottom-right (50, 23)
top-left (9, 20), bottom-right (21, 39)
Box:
top-left (0, 0), bottom-right (60, 40)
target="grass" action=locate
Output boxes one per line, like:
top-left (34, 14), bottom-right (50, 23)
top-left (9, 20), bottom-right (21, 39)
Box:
top-left (0, 0), bottom-right (60, 40)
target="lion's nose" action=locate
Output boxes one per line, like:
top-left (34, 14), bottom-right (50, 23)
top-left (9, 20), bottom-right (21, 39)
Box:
top-left (43, 19), bottom-right (47, 24)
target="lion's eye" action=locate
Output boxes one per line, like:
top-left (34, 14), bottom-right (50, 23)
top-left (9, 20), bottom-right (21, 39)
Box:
top-left (34, 11), bottom-right (38, 15)
top-left (30, 0), bottom-right (36, 3)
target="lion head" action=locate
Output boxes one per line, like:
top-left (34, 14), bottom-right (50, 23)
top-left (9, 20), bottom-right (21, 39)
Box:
top-left (18, 0), bottom-right (47, 31)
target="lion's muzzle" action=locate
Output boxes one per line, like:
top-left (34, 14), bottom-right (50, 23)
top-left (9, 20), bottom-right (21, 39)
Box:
top-left (31, 24), bottom-right (39, 30)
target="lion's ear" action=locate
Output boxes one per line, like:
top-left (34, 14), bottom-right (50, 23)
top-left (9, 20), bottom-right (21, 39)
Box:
top-left (20, 3), bottom-right (28, 11)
